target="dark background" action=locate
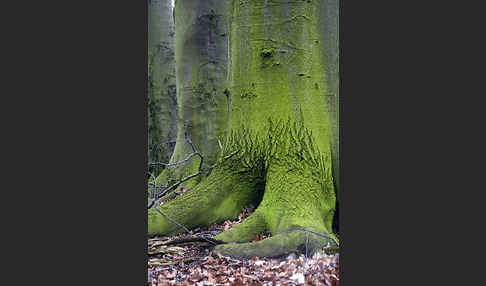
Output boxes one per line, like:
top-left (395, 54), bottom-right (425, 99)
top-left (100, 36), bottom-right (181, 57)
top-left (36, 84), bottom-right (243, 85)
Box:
top-left (1, 0), bottom-right (483, 285)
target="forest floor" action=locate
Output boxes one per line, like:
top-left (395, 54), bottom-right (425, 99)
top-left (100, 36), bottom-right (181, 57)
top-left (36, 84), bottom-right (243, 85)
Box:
top-left (148, 190), bottom-right (339, 286)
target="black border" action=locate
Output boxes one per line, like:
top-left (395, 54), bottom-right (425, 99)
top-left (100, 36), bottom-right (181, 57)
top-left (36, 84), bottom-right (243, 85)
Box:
top-left (7, 0), bottom-right (476, 284)
top-left (8, 0), bottom-right (149, 284)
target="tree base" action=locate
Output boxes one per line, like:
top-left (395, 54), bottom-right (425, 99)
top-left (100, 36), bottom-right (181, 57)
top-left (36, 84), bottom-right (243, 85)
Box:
top-left (148, 120), bottom-right (337, 258)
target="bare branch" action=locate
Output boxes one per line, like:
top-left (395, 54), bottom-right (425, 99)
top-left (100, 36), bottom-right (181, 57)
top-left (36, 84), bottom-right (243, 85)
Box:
top-left (147, 172), bottom-right (159, 209)
top-left (153, 206), bottom-right (222, 246)
top-left (148, 136), bottom-right (206, 209)
top-left (154, 206), bottom-right (191, 233)
top-left (147, 136), bottom-right (223, 247)
top-left (161, 236), bottom-right (224, 246)
top-left (158, 168), bottom-right (205, 198)
top-left (149, 151), bottom-right (200, 168)
top-left (277, 227), bottom-right (339, 246)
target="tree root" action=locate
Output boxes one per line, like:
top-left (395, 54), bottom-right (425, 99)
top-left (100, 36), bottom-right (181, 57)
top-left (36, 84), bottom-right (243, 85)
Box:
top-left (213, 230), bottom-right (331, 259)
top-left (148, 165), bottom-right (264, 236)
top-left (211, 198), bottom-right (336, 258)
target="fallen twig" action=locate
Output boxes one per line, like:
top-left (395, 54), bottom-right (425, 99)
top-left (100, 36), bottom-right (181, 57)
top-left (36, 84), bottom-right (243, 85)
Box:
top-left (153, 206), bottom-right (221, 246)
top-left (161, 236), bottom-right (225, 246)
top-left (148, 137), bottom-right (207, 209)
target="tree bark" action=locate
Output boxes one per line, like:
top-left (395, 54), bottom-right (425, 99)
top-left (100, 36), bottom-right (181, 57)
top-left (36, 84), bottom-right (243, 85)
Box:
top-left (148, 0), bottom-right (177, 166)
top-left (149, 0), bottom-right (338, 259)
top-left (320, 0), bottom-right (339, 194)
top-left (154, 0), bottom-right (230, 189)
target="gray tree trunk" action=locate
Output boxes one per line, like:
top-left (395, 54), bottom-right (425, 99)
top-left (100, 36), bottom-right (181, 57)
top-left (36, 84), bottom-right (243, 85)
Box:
top-left (320, 0), bottom-right (339, 194)
top-left (148, 0), bottom-right (177, 166)
top-left (157, 0), bottom-right (230, 188)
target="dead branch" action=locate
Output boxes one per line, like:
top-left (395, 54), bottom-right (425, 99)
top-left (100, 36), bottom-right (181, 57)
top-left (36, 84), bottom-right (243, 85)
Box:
top-left (147, 137), bottom-right (206, 208)
top-left (161, 236), bottom-right (225, 246)
top-left (153, 206), bottom-right (222, 246)
top-left (154, 206), bottom-right (191, 233)
top-left (277, 227), bottom-right (339, 246)
top-left (149, 151), bottom-right (200, 168)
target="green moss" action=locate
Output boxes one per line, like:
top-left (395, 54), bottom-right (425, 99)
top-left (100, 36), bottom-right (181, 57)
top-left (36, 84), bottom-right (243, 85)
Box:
top-left (240, 88), bottom-right (257, 99)
top-left (215, 210), bottom-right (266, 243)
top-left (148, 156), bottom-right (265, 236)
top-left (214, 230), bottom-right (330, 259)
top-left (261, 48), bottom-right (274, 58)
top-left (216, 0), bottom-right (338, 257)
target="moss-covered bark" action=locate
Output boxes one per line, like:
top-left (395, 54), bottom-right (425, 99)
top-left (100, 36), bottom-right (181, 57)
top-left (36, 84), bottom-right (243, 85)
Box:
top-left (148, 0), bottom-right (177, 166)
top-left (148, 0), bottom-right (338, 259)
top-left (148, 153), bottom-right (265, 236)
top-left (154, 0), bottom-right (230, 189)
top-left (212, 119), bottom-right (337, 258)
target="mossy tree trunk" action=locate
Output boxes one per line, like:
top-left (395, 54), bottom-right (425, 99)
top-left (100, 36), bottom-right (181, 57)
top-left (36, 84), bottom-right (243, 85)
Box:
top-left (154, 0), bottom-right (230, 189)
top-left (149, 0), bottom-right (338, 259)
top-left (148, 0), bottom-right (177, 168)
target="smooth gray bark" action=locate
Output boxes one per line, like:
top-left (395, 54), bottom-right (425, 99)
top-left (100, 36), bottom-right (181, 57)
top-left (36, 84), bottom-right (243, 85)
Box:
top-left (148, 0), bottom-right (177, 166)
top-left (162, 0), bottom-right (229, 187)
top-left (320, 0), bottom-right (339, 194)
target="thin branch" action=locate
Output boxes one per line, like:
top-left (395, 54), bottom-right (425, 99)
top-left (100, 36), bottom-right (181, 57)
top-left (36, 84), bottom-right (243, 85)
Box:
top-left (218, 139), bottom-right (223, 152)
top-left (147, 172), bottom-right (158, 209)
top-left (154, 206), bottom-right (191, 233)
top-left (278, 227), bottom-right (339, 246)
top-left (147, 137), bottom-right (222, 247)
top-left (148, 137), bottom-right (206, 208)
top-left (162, 236), bottom-right (224, 246)
top-left (153, 206), bottom-right (221, 246)
top-left (149, 151), bottom-right (200, 168)
top-left (305, 231), bottom-right (309, 257)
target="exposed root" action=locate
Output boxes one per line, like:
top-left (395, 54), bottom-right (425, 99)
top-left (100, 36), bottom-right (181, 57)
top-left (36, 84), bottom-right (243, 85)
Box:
top-left (148, 163), bottom-right (264, 236)
top-left (213, 230), bottom-right (331, 259)
top-left (212, 197), bottom-right (337, 258)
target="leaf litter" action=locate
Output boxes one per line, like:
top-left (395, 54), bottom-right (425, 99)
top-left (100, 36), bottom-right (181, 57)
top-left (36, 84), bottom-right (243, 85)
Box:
top-left (148, 201), bottom-right (339, 285)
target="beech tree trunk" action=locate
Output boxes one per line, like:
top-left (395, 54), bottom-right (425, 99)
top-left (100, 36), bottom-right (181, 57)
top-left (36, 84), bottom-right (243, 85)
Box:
top-left (154, 0), bottom-right (230, 189)
top-left (148, 0), bottom-right (177, 166)
top-left (149, 0), bottom-right (338, 259)
top-left (320, 0), bottom-right (339, 194)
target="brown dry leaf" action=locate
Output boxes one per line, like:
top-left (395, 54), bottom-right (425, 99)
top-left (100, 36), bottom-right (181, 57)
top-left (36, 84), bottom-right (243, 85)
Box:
top-left (216, 276), bottom-right (227, 283)
top-left (205, 255), bottom-right (214, 264)
top-left (263, 273), bottom-right (274, 281)
top-left (157, 279), bottom-right (171, 285)
top-left (223, 222), bottom-right (231, 230)
top-left (189, 274), bottom-right (202, 282)
top-left (165, 270), bottom-right (176, 279)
